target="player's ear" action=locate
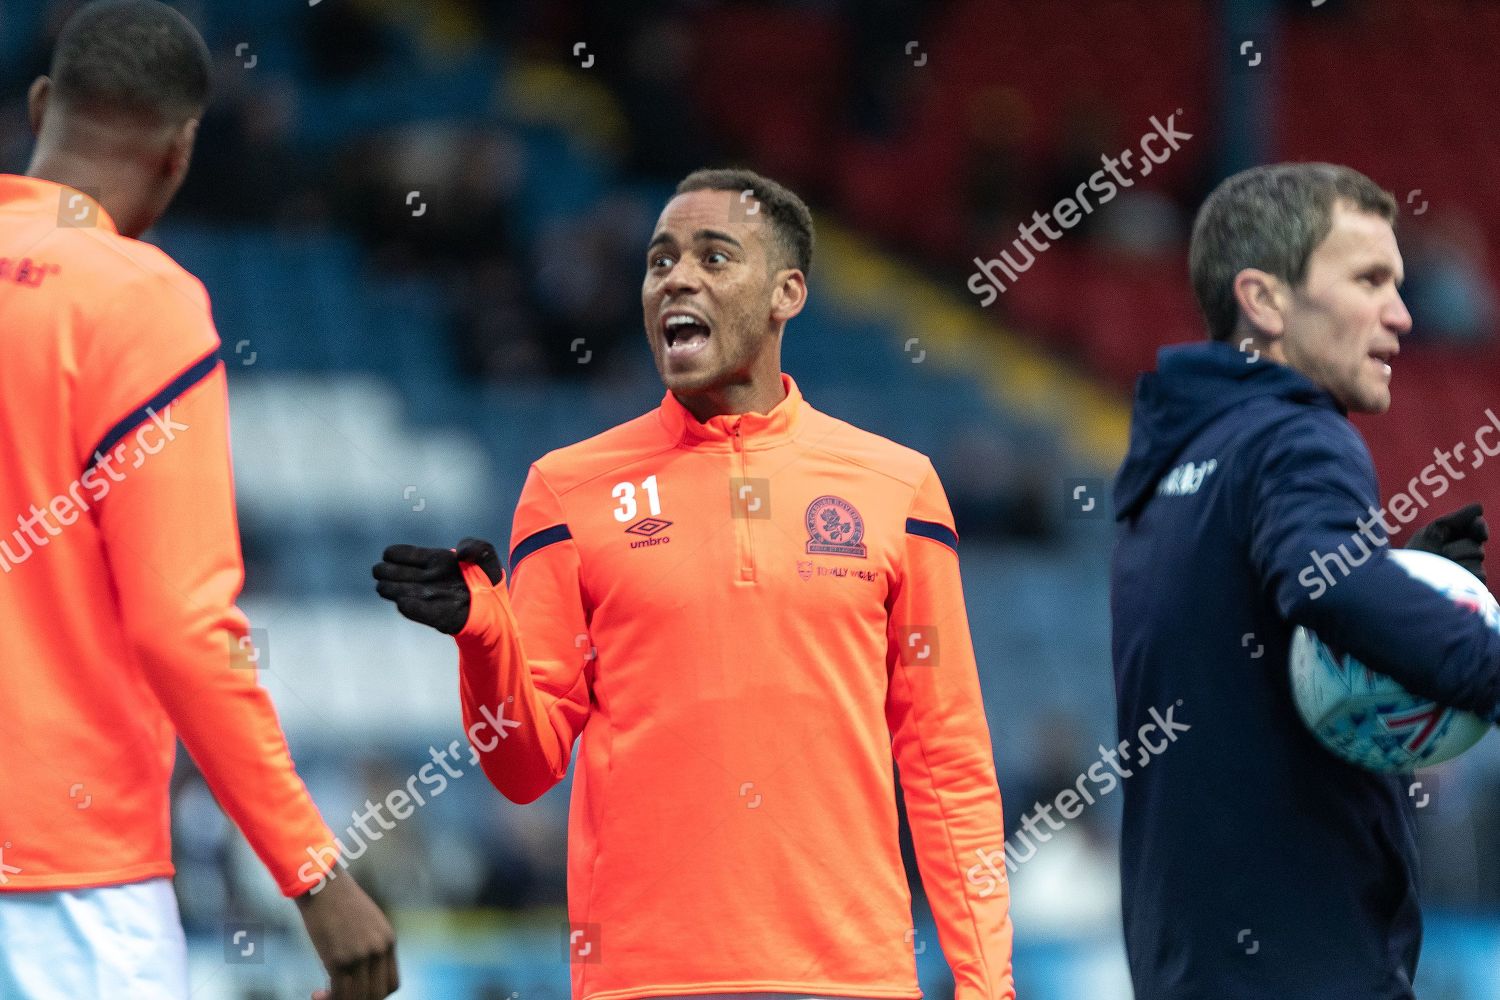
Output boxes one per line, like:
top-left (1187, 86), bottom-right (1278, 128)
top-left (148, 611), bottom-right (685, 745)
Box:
top-left (770, 268), bottom-right (807, 325)
top-left (1232, 267), bottom-right (1286, 340)
top-left (27, 76), bottom-right (50, 136)
top-left (165, 117), bottom-right (199, 183)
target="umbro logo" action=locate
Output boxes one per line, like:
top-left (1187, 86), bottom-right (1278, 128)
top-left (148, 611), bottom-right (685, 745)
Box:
top-left (627, 518), bottom-right (672, 548)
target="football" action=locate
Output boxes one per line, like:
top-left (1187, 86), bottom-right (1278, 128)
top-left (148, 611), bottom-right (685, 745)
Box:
top-left (1290, 549), bottom-right (1498, 773)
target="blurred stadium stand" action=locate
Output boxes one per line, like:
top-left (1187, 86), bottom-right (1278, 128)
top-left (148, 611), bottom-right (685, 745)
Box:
top-left (4, 1), bottom-right (1500, 997)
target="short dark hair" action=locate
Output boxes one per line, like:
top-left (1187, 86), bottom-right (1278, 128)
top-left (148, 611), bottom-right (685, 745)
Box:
top-left (1189, 163), bottom-right (1397, 342)
top-left (50, 0), bottom-right (211, 123)
top-left (675, 167), bottom-right (814, 277)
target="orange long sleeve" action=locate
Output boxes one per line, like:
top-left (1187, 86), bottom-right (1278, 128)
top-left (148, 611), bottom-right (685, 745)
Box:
top-left (0, 174), bottom-right (334, 896)
top-left (885, 470), bottom-right (1016, 1000)
top-left (456, 465), bottom-right (593, 804)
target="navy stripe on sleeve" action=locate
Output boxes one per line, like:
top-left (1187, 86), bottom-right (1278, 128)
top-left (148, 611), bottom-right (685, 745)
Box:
top-left (509, 523), bottom-right (573, 576)
top-left (905, 517), bottom-right (958, 553)
top-left (83, 349), bottom-right (221, 476)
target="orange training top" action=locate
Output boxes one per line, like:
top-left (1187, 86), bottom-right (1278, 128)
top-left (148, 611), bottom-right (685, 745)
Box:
top-left (456, 373), bottom-right (1015, 1000)
top-left (0, 174), bottom-right (334, 896)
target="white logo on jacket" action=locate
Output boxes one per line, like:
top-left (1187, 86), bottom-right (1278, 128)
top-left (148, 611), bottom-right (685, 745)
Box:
top-left (1156, 459), bottom-right (1218, 497)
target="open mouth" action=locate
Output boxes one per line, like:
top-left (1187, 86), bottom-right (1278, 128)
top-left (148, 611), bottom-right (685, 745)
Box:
top-left (1369, 345), bottom-right (1398, 377)
top-left (662, 311), bottom-right (712, 357)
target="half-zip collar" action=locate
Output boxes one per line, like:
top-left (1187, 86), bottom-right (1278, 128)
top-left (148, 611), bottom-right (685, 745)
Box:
top-left (657, 373), bottom-right (804, 449)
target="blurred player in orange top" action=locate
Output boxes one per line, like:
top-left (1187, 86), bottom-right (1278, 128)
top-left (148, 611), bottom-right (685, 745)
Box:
top-left (376, 169), bottom-right (1015, 1000)
top-left (0, 3), bottom-right (396, 998)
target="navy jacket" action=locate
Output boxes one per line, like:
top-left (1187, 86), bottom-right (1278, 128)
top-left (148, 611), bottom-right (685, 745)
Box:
top-left (1111, 341), bottom-right (1500, 999)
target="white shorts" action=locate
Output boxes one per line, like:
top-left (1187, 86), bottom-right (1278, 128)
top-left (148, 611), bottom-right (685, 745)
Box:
top-left (0, 877), bottom-right (188, 999)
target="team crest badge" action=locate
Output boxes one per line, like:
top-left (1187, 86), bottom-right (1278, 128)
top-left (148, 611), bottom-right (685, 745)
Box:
top-left (804, 495), bottom-right (867, 557)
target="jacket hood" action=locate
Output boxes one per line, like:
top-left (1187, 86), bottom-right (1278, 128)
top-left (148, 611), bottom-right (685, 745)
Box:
top-left (1113, 341), bottom-right (1341, 522)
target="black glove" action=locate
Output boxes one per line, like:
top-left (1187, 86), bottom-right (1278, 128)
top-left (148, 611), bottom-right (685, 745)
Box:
top-left (373, 537), bottom-right (504, 635)
top-left (1407, 502), bottom-right (1488, 584)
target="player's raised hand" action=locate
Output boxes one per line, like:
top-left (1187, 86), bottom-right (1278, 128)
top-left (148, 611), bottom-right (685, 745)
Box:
top-left (1408, 502), bottom-right (1488, 584)
top-left (373, 538), bottom-right (505, 634)
top-left (295, 872), bottom-right (398, 1000)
